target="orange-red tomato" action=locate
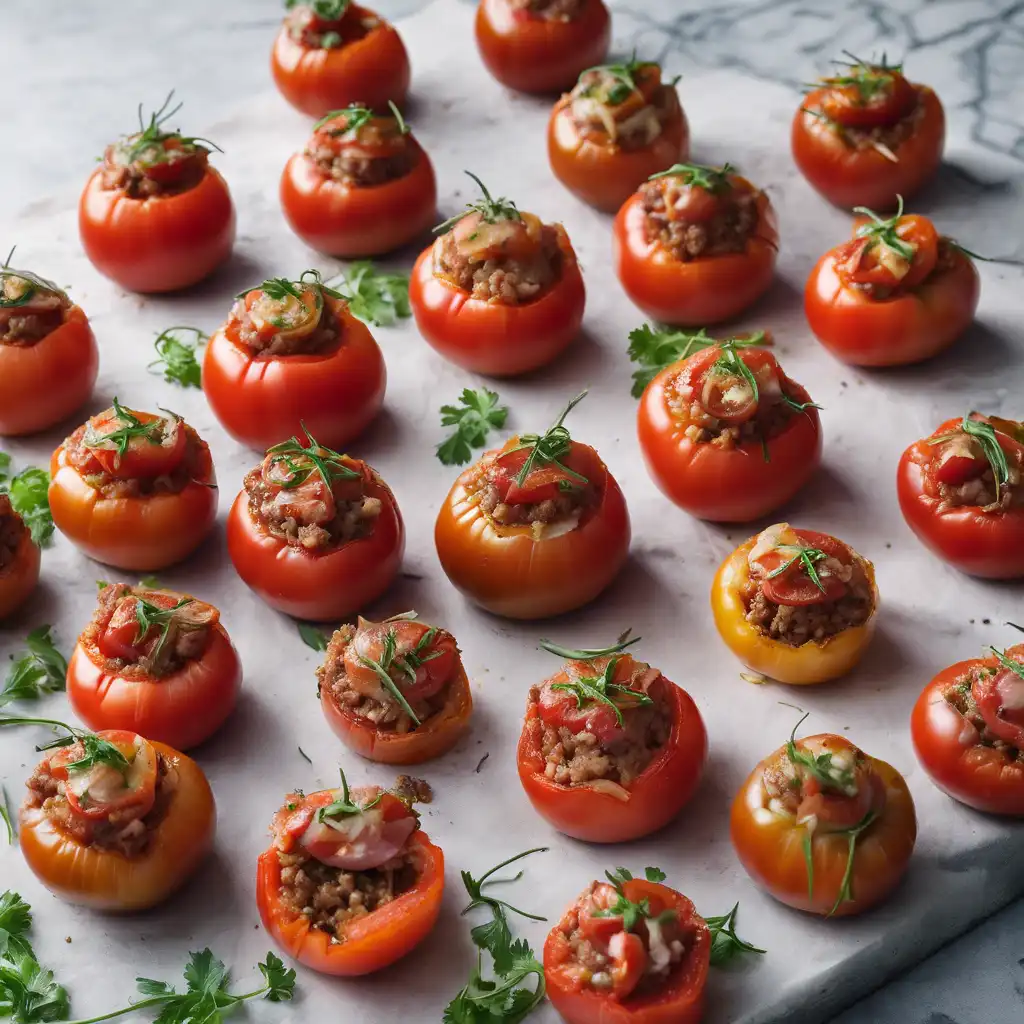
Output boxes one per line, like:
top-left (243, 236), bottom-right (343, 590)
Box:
top-left (475, 0), bottom-right (610, 94)
top-left (271, 4), bottom-right (410, 118)
top-left (0, 502), bottom-right (40, 620)
top-left (638, 344), bottom-right (822, 522)
top-left (897, 415), bottom-right (1024, 579)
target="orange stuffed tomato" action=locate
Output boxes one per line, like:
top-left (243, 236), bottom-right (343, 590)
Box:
top-left (0, 264), bottom-right (98, 436)
top-left (711, 523), bottom-right (878, 685)
top-left (79, 95), bottom-right (235, 294)
top-left (911, 638), bottom-right (1024, 816)
top-left (67, 583), bottom-right (241, 751)
top-left (49, 401), bottom-right (218, 571)
top-left (614, 163), bottom-right (778, 325)
top-left (475, 0), bottom-right (610, 95)
top-left (518, 637), bottom-right (706, 843)
top-left (228, 434), bottom-right (404, 621)
top-left (280, 102), bottom-right (436, 257)
top-left (637, 335), bottom-right (821, 522)
top-left (548, 57), bottom-right (688, 213)
top-left (319, 613), bottom-right (472, 764)
top-left (203, 270), bottom-right (386, 452)
top-left (271, 1), bottom-right (410, 118)
top-left (793, 55), bottom-right (944, 211)
top-left (257, 776), bottom-right (443, 975)
top-left (0, 496), bottom-right (41, 619)
top-left (731, 725), bottom-right (916, 916)
top-left (410, 173), bottom-right (585, 376)
top-left (19, 728), bottom-right (216, 910)
top-left (897, 413), bottom-right (1024, 579)
top-left (805, 200), bottom-right (979, 367)
top-left (545, 868), bottom-right (711, 1023)
top-left (435, 393), bottom-right (629, 619)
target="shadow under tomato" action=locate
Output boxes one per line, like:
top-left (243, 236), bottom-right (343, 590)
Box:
top-left (500, 323), bottom-right (610, 390)
top-left (349, 406), bottom-right (406, 464)
top-left (773, 462), bottom-right (859, 526)
top-left (911, 159), bottom-right (1019, 220)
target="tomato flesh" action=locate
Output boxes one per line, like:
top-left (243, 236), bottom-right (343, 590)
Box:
top-left (972, 665), bottom-right (1024, 748)
top-left (754, 530), bottom-right (851, 606)
top-left (820, 72), bottom-right (917, 128)
top-left (86, 409), bottom-right (185, 480)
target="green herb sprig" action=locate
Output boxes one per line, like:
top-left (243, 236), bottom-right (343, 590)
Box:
top-left (82, 398), bottom-right (169, 461)
top-left (648, 162), bottom-right (735, 190)
top-left (766, 545), bottom-right (830, 596)
top-left (317, 769), bottom-right (382, 825)
top-left (785, 714), bottom-right (858, 796)
top-left (328, 260), bottom-right (411, 327)
top-left (286, 0), bottom-right (351, 22)
top-left (928, 413), bottom-right (1010, 502)
top-left (149, 326), bottom-right (207, 388)
top-left (266, 429), bottom-right (360, 490)
top-left (0, 253), bottom-right (66, 310)
top-left (502, 392), bottom-right (589, 490)
top-left (122, 91), bottom-right (222, 166)
top-left (0, 627), bottom-right (67, 708)
top-left (592, 867), bottom-right (673, 931)
top-left (851, 195), bottom-right (916, 262)
top-left (577, 53), bottom-right (658, 105)
top-left (298, 623), bottom-right (329, 652)
top-left (704, 903), bottom-right (766, 966)
top-left (437, 388), bottom-right (509, 466)
top-left (356, 629), bottom-right (422, 726)
top-left (434, 172), bottom-right (522, 235)
top-left (0, 455), bottom-right (53, 547)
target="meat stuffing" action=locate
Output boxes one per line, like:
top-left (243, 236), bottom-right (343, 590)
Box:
top-left (937, 466), bottom-right (1021, 512)
top-left (231, 297), bottom-right (341, 356)
top-left (670, 392), bottom-right (797, 449)
top-left (945, 668), bottom-right (1024, 762)
top-left (0, 274), bottom-right (70, 345)
top-left (641, 180), bottom-right (759, 260)
top-left (744, 582), bottom-right (873, 646)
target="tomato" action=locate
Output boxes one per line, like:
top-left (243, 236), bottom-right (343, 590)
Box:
top-left (711, 526), bottom-right (878, 685)
top-left (0, 503), bottom-right (40, 620)
top-left (19, 733), bottom-right (216, 911)
top-left (638, 344), bottom-right (822, 522)
top-left (731, 732), bottom-right (916, 916)
top-left (911, 645), bottom-right (1024, 816)
top-left (475, 0), bottom-right (610, 94)
top-left (271, 4), bottom-right (410, 118)
top-left (613, 174), bottom-right (778, 325)
top-left (203, 287), bottom-right (386, 452)
top-left (897, 416), bottom-right (1024, 579)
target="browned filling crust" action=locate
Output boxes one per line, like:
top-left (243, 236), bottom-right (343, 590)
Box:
top-left (944, 666), bottom-right (1024, 762)
top-left (0, 496), bottom-right (26, 571)
top-left (669, 389), bottom-right (798, 449)
top-left (641, 182), bottom-right (758, 261)
top-left (742, 574), bottom-right (873, 646)
top-left (508, 0), bottom-right (586, 17)
top-left (232, 299), bottom-right (341, 357)
top-left (100, 145), bottom-right (209, 198)
top-left (307, 140), bottom-right (416, 186)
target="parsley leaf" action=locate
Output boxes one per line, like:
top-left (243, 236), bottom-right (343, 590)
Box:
top-left (149, 326), bottom-right (207, 388)
top-left (0, 892), bottom-right (33, 961)
top-left (0, 459), bottom-right (53, 547)
top-left (298, 623), bottom-right (329, 652)
top-left (0, 627), bottom-right (67, 708)
top-left (330, 261), bottom-right (411, 327)
top-left (0, 949), bottom-right (69, 1023)
top-left (437, 388), bottom-right (509, 466)
top-left (703, 902), bottom-right (766, 966)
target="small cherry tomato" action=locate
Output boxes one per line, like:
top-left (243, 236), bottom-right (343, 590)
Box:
top-left (897, 414), bottom-right (1024, 579)
top-left (0, 497), bottom-right (40, 620)
top-left (271, 2), bottom-right (410, 118)
top-left (475, 0), bottom-right (610, 95)
top-left (203, 271), bottom-right (386, 452)
top-left (614, 164), bottom-right (778, 325)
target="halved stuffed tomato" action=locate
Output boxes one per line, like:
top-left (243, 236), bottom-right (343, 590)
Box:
top-left (0, 495), bottom-right (41, 619)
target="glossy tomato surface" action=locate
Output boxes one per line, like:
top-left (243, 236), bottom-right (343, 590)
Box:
top-left (0, 527), bottom-right (40, 619)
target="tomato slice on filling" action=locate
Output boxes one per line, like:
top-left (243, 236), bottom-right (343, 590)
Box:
top-left (819, 72), bottom-right (917, 128)
top-left (607, 930), bottom-right (647, 999)
top-left (754, 530), bottom-right (851, 607)
top-left (86, 409), bottom-right (186, 480)
top-left (698, 368), bottom-right (759, 424)
top-left (578, 882), bottom-right (625, 948)
top-left (245, 286), bottom-right (322, 345)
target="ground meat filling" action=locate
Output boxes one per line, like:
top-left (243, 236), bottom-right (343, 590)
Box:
top-left (945, 667), bottom-right (1024, 763)
top-left (231, 296), bottom-right (341, 357)
top-left (669, 384), bottom-right (798, 449)
top-left (308, 135), bottom-right (416, 186)
top-left (285, 5), bottom-right (376, 49)
top-left (508, 0), bottom-right (586, 18)
top-left (937, 466), bottom-right (1022, 512)
top-left (0, 274), bottom-right (71, 346)
top-left (569, 73), bottom-right (677, 151)
top-left (641, 179), bottom-right (759, 260)
top-left (100, 143), bottom-right (209, 198)
top-left (829, 89), bottom-right (926, 155)
top-left (0, 497), bottom-right (26, 571)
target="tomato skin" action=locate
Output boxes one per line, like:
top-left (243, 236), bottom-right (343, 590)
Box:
top-left (78, 166), bottom-right (235, 294)
top-left (613, 186), bottom-right (778, 325)
top-left (203, 296), bottom-right (386, 452)
top-left (710, 533), bottom-right (878, 685)
top-left (792, 86), bottom-right (945, 211)
top-left (730, 736), bottom-right (916, 917)
top-left (0, 528), bottom-right (40, 620)
top-left (409, 233), bottom-right (586, 377)
top-left (270, 7), bottom-right (410, 118)
top-left (257, 828), bottom-right (443, 975)
top-left (517, 678), bottom-right (706, 843)
top-left (48, 439), bottom-right (218, 572)
top-left (280, 141), bottom-right (437, 257)
top-left (475, 0), bottom-right (611, 95)
top-left (19, 739), bottom-right (216, 911)
top-left (0, 306), bottom-right (98, 436)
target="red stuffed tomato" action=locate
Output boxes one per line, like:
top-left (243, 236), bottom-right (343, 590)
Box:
top-left (410, 173), bottom-right (585, 376)
top-left (435, 393), bottom-right (629, 619)
top-left (271, 1), bottom-right (410, 118)
top-left (793, 55), bottom-right (944, 210)
top-left (49, 402), bottom-right (218, 571)
top-left (731, 726), bottom-right (916, 917)
top-left (0, 264), bottom-right (98, 436)
top-left (0, 496), bottom-right (41, 619)
top-left (638, 337), bottom-right (821, 522)
top-left (280, 102), bottom-right (436, 257)
top-left (203, 270), bottom-right (386, 452)
top-left (545, 870), bottom-right (711, 1024)
top-left (79, 94), bottom-right (235, 294)
top-left (67, 583), bottom-right (242, 751)
top-left (257, 778), bottom-right (443, 975)
top-left (228, 435), bottom-right (404, 621)
top-left (614, 163), bottom-right (778, 325)
top-left (475, 0), bottom-right (610, 95)
top-left (897, 414), bottom-right (1024, 579)
top-left (19, 729), bottom-right (216, 910)
top-left (548, 57), bottom-right (688, 213)
top-left (805, 201), bottom-right (979, 367)
top-left (518, 638), bottom-right (706, 843)
top-left (912, 641), bottom-right (1024, 816)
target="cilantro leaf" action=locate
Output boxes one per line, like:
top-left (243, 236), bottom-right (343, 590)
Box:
top-left (0, 949), bottom-right (69, 1023)
top-left (330, 261), bottom-right (411, 327)
top-left (0, 892), bottom-right (33, 961)
top-left (437, 388), bottom-right (509, 466)
top-left (297, 623), bottom-right (329, 652)
top-left (258, 953), bottom-right (296, 1002)
top-left (0, 465), bottom-right (53, 547)
top-left (149, 327), bottom-right (206, 388)
top-left (644, 866), bottom-right (667, 883)
top-left (0, 627), bottom-right (68, 708)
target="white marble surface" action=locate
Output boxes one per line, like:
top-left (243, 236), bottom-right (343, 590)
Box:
top-left (2, 2), bottom-right (1024, 1023)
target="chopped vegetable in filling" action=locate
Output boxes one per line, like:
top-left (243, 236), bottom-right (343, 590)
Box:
top-left (307, 104), bottom-right (416, 186)
top-left (230, 279), bottom-right (341, 356)
top-left (929, 417), bottom-right (1024, 513)
top-left (0, 268), bottom-right (71, 345)
top-left (944, 658), bottom-right (1024, 762)
top-left (0, 495), bottom-right (27, 570)
top-left (285, 2), bottom-right (377, 49)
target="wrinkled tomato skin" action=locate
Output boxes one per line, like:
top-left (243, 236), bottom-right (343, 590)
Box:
top-left (409, 234), bottom-right (586, 377)
top-left (911, 651), bottom-right (1024, 816)
top-left (270, 8), bottom-right (410, 118)
top-left (257, 828), bottom-right (443, 975)
top-left (475, 0), bottom-right (611, 95)
top-left (517, 679), bottom-right (706, 842)
top-left (78, 167), bottom-right (235, 294)
top-left (805, 245), bottom-right (979, 367)
top-left (203, 297), bottom-right (386, 452)
top-left (731, 738), bottom-right (916, 917)
top-left (792, 86), bottom-right (945, 211)
top-left (710, 533), bottom-right (878, 685)
top-left (19, 740), bottom-right (216, 911)
top-left (0, 530), bottom-right (40, 620)
top-left (48, 440), bottom-right (218, 572)
top-left (613, 185), bottom-right (778, 325)
top-left (0, 307), bottom-right (99, 436)
top-left (280, 141), bottom-right (437, 257)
